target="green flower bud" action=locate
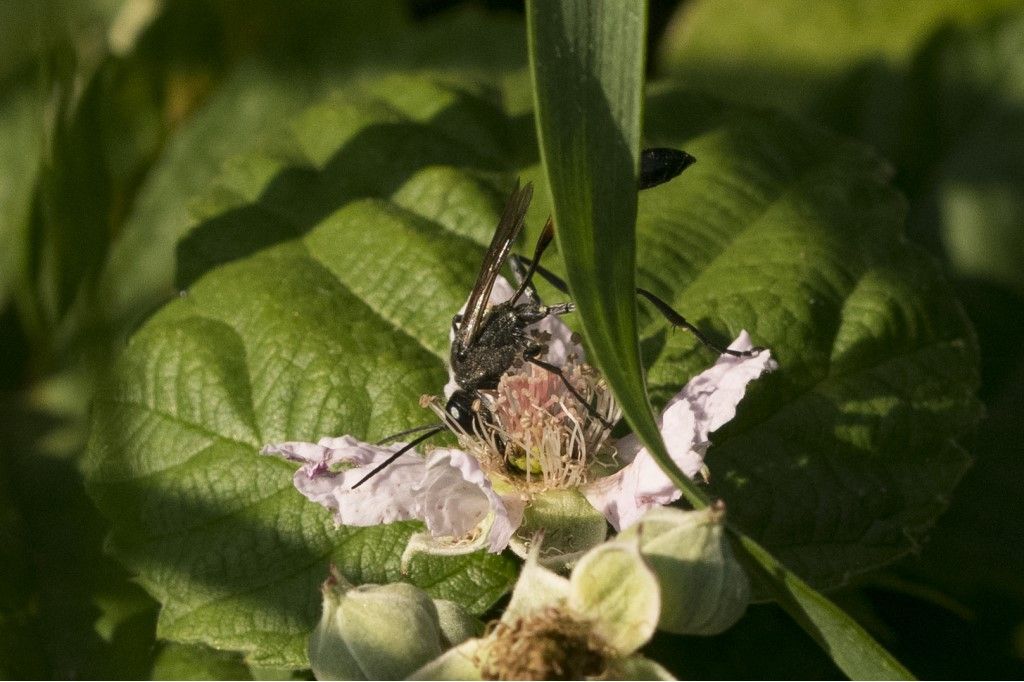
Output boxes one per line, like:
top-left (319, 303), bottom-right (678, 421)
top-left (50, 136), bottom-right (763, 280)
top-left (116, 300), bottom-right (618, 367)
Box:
top-left (309, 568), bottom-right (444, 680)
top-left (432, 599), bottom-right (482, 647)
top-left (617, 503), bottom-right (750, 635)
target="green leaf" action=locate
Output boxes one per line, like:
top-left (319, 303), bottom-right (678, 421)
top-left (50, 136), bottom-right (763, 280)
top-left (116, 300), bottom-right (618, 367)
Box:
top-left (97, 7), bottom-right (528, 337)
top-left (151, 643), bottom-right (251, 681)
top-left (84, 77), bottom-right (523, 668)
top-left (656, 1), bottom-right (1024, 301)
top-left (97, 60), bottom-right (324, 331)
top-left (654, 15), bottom-right (1022, 673)
top-left (85, 246), bottom-right (518, 666)
top-left (86, 70), bottom-right (979, 670)
top-left (528, 4), bottom-right (971, 677)
top-left (637, 87), bottom-right (964, 674)
top-left (638, 87), bottom-right (978, 584)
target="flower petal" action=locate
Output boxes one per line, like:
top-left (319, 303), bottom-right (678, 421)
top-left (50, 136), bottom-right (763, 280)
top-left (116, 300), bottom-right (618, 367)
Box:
top-left (668, 330), bottom-right (777, 441)
top-left (264, 438), bottom-right (522, 555)
top-left (568, 541), bottom-right (660, 655)
top-left (584, 332), bottom-right (776, 530)
top-left (502, 542), bottom-right (571, 623)
top-left (444, 275), bottom-right (581, 398)
top-left (583, 442), bottom-right (688, 532)
top-left (262, 435), bottom-right (429, 527)
top-left (416, 448), bottom-right (523, 553)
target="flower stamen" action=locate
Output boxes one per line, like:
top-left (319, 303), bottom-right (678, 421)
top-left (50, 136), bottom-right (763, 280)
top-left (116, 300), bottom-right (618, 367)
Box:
top-left (477, 606), bottom-right (612, 681)
top-left (433, 358), bottom-right (620, 492)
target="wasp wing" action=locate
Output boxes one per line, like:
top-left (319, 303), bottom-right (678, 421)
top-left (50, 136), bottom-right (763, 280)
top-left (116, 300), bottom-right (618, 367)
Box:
top-left (453, 180), bottom-right (534, 355)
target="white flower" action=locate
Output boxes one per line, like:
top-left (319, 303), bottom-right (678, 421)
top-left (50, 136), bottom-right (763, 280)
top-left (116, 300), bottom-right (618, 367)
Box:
top-left (262, 436), bottom-right (524, 555)
top-left (261, 276), bottom-right (776, 560)
top-left (582, 329), bottom-right (777, 531)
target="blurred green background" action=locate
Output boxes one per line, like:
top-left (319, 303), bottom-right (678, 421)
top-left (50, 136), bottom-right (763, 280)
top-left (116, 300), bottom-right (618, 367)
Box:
top-left (1, 0), bottom-right (1022, 678)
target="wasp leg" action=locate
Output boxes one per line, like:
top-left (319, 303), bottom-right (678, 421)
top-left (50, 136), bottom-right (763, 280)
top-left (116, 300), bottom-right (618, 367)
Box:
top-left (544, 301), bottom-right (575, 316)
top-left (516, 254), bottom-right (760, 359)
top-left (636, 288), bottom-right (763, 358)
top-left (526, 355), bottom-right (616, 431)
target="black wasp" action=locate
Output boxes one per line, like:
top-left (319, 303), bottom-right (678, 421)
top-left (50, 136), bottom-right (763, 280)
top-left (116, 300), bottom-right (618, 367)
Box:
top-left (352, 148), bottom-right (760, 488)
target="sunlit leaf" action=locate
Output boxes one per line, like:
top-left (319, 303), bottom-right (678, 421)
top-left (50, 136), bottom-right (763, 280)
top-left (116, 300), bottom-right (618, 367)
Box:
top-left (150, 643), bottom-right (251, 681)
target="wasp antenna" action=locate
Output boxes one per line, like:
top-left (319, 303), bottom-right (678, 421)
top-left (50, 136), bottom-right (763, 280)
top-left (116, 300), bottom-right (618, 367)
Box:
top-left (375, 422), bottom-right (445, 444)
top-left (352, 424), bottom-right (446, 489)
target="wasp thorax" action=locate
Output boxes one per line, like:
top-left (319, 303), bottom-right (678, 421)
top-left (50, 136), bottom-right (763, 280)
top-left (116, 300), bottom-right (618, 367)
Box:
top-left (478, 606), bottom-right (612, 681)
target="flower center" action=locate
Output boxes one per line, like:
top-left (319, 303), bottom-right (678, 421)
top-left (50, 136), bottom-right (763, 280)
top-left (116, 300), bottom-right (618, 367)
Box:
top-left (436, 358), bottom-right (620, 491)
top-left (478, 606), bottom-right (612, 680)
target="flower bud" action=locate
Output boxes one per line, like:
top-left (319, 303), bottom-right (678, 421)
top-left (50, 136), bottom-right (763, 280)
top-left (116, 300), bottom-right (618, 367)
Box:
top-left (309, 568), bottom-right (444, 680)
top-left (432, 599), bottom-right (482, 647)
top-left (617, 503), bottom-right (750, 635)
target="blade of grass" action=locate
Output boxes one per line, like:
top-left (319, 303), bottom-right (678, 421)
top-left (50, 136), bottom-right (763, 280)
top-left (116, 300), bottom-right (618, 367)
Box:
top-left (526, 0), bottom-right (704, 512)
top-left (735, 532), bottom-right (914, 680)
top-left (526, 2), bottom-right (914, 679)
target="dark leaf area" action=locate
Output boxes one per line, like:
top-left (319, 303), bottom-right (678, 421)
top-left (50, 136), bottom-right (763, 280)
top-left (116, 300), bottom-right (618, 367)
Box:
top-left (659, 2), bottom-right (1024, 676)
